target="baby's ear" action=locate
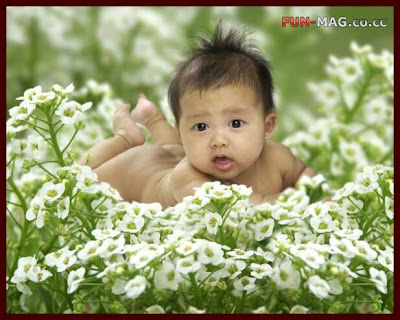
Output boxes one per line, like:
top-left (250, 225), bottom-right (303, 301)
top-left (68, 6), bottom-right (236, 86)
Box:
top-left (264, 112), bottom-right (277, 139)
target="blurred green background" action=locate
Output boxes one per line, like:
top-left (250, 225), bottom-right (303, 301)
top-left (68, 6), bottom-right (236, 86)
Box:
top-left (6, 6), bottom-right (393, 139)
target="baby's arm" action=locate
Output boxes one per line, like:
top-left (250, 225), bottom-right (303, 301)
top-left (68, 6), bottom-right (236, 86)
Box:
top-left (78, 104), bottom-right (145, 169)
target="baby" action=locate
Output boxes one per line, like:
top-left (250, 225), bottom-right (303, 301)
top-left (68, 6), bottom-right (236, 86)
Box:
top-left (79, 22), bottom-right (316, 207)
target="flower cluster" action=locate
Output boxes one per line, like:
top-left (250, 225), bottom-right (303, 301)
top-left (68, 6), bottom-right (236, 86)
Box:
top-left (7, 59), bottom-right (393, 314)
top-left (284, 43), bottom-right (393, 188)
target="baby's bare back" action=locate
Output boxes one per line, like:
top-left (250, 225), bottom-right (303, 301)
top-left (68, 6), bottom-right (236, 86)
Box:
top-left (94, 144), bottom-right (185, 206)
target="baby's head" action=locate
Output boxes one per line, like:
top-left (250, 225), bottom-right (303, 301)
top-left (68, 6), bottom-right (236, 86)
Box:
top-left (168, 22), bottom-right (277, 181)
top-left (168, 21), bottom-right (275, 123)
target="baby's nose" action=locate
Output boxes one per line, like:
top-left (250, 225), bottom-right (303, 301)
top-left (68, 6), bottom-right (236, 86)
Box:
top-left (210, 131), bottom-right (229, 149)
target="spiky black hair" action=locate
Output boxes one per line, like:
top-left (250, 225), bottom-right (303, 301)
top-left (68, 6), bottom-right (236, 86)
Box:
top-left (168, 21), bottom-right (275, 123)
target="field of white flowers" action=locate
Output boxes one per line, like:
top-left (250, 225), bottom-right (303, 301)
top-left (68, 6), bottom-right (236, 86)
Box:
top-left (6, 6), bottom-right (393, 314)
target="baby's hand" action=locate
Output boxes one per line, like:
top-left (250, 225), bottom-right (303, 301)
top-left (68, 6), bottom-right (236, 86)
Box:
top-left (113, 104), bottom-right (145, 147)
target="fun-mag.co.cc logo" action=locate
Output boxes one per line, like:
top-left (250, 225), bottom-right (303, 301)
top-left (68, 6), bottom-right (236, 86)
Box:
top-left (282, 16), bottom-right (387, 28)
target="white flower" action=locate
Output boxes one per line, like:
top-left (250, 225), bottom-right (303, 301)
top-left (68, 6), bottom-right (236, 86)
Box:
top-left (364, 97), bottom-right (391, 124)
top-left (7, 117), bottom-right (28, 133)
top-left (111, 278), bottom-right (127, 295)
top-left (303, 202), bottom-right (329, 219)
top-left (252, 306), bottom-right (268, 314)
top-left (207, 185), bottom-right (233, 200)
top-left (55, 101), bottom-right (92, 125)
top-left (45, 247), bottom-right (77, 272)
top-left (26, 135), bottom-right (47, 160)
top-left (26, 196), bottom-right (45, 223)
top-left (145, 305), bottom-right (166, 314)
top-left (308, 81), bottom-right (340, 107)
top-left (124, 275), bottom-right (147, 299)
top-left (226, 248), bottom-right (254, 260)
top-left (9, 101), bottom-right (36, 121)
top-left (271, 208), bottom-right (299, 225)
top-left (233, 276), bottom-right (256, 292)
top-left (334, 228), bottom-right (363, 241)
top-left (10, 138), bottom-right (27, 154)
top-left (272, 260), bottom-right (300, 290)
top-left (332, 182), bottom-right (356, 201)
top-left (328, 278), bottom-right (343, 295)
top-left (176, 256), bottom-right (201, 274)
top-left (250, 263), bottom-right (273, 279)
top-left (385, 196), bottom-right (393, 219)
top-left (369, 267), bottom-right (387, 294)
top-left (27, 267), bottom-right (52, 283)
top-left (350, 42), bottom-right (372, 55)
top-left (175, 240), bottom-right (200, 256)
top-left (355, 172), bottom-right (379, 194)
top-left (77, 240), bottom-right (101, 261)
top-left (327, 56), bottom-right (363, 83)
top-left (11, 256), bottom-right (38, 283)
top-left (98, 237), bottom-right (125, 258)
top-left (16, 85), bottom-right (42, 102)
top-left (76, 171), bottom-right (98, 193)
top-left (41, 181), bottom-right (65, 202)
top-left (16, 282), bottom-right (32, 295)
top-left (297, 173), bottom-right (326, 189)
top-left (92, 228), bottom-right (121, 240)
top-left (367, 52), bottom-right (387, 69)
top-left (329, 236), bottom-right (356, 258)
top-left (254, 218), bottom-right (274, 241)
top-left (339, 140), bottom-right (365, 164)
top-left (67, 267), bottom-right (85, 294)
top-left (351, 240), bottom-right (377, 261)
top-left (231, 184), bottom-right (253, 197)
top-left (52, 83), bottom-right (74, 97)
top-left (196, 241), bottom-right (224, 266)
top-left (377, 248), bottom-right (393, 272)
top-left (186, 306), bottom-right (206, 314)
top-left (341, 197), bottom-right (363, 214)
top-left (292, 246), bottom-right (326, 269)
top-left (204, 212), bottom-right (222, 234)
top-left (290, 305), bottom-right (309, 314)
top-left (330, 153), bottom-right (344, 176)
top-left (33, 91), bottom-right (56, 106)
top-left (220, 258), bottom-right (246, 279)
top-left (57, 197), bottom-right (70, 220)
top-left (154, 261), bottom-right (182, 290)
top-left (129, 244), bottom-right (164, 269)
top-left (91, 198), bottom-right (114, 214)
top-left (310, 214), bottom-right (336, 233)
top-left (307, 275), bottom-right (330, 299)
top-left (117, 214), bottom-right (145, 234)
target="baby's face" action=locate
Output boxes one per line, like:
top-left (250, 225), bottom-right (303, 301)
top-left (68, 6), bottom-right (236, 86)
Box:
top-left (177, 85), bottom-right (269, 181)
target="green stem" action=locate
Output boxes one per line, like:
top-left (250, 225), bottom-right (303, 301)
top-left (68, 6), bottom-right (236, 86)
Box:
top-left (61, 129), bottom-right (79, 153)
top-left (42, 233), bottom-right (59, 255)
top-left (189, 273), bottom-right (204, 310)
top-left (9, 179), bottom-right (31, 275)
top-left (344, 74), bottom-right (372, 123)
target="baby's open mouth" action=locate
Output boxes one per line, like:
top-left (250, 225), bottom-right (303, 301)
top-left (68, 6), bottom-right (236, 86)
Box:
top-left (213, 156), bottom-right (233, 171)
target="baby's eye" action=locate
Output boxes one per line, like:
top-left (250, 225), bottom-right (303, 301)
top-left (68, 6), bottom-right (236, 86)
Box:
top-left (194, 123), bottom-right (208, 131)
top-left (229, 119), bottom-right (243, 128)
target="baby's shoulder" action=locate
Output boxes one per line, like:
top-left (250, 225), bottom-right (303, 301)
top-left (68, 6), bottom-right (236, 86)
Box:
top-left (262, 141), bottom-right (296, 164)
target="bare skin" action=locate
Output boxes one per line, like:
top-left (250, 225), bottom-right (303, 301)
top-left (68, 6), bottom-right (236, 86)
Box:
top-left (79, 87), bottom-right (316, 208)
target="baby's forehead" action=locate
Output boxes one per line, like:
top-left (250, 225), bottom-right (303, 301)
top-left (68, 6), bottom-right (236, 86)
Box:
top-left (180, 83), bottom-right (261, 99)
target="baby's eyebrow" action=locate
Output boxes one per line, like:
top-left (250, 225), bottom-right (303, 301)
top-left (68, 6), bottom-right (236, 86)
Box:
top-left (186, 111), bottom-right (210, 119)
top-left (226, 107), bottom-right (250, 115)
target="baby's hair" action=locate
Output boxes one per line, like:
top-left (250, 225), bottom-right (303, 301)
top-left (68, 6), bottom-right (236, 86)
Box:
top-left (168, 21), bottom-right (275, 123)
